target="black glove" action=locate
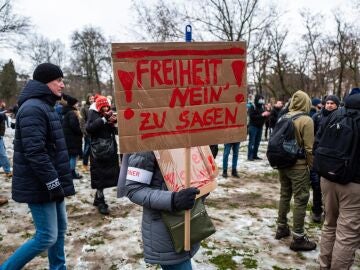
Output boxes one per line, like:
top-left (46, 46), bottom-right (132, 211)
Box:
top-left (49, 185), bottom-right (65, 203)
top-left (172, 187), bottom-right (200, 211)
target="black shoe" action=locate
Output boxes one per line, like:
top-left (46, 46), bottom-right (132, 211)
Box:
top-left (247, 158), bottom-right (254, 161)
top-left (275, 225), bottom-right (290, 240)
top-left (312, 212), bottom-right (322, 223)
top-left (93, 192), bottom-right (105, 207)
top-left (254, 156), bottom-right (262, 160)
top-left (72, 170), bottom-right (83, 179)
top-left (231, 170), bottom-right (240, 178)
top-left (222, 171), bottom-right (228, 178)
top-left (97, 203), bottom-right (109, 215)
top-left (290, 235), bottom-right (317, 251)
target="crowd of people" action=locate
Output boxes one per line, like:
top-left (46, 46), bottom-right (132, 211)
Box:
top-left (0, 62), bottom-right (359, 270)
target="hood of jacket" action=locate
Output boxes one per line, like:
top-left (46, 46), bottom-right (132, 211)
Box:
top-left (254, 94), bottom-right (264, 108)
top-left (18, 80), bottom-right (60, 108)
top-left (289, 90), bottom-right (311, 113)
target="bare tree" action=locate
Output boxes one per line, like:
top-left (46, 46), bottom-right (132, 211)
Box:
top-left (70, 26), bottom-right (110, 92)
top-left (16, 34), bottom-right (66, 68)
top-left (131, 0), bottom-right (184, 41)
top-left (0, 0), bottom-right (30, 46)
top-left (266, 24), bottom-right (291, 97)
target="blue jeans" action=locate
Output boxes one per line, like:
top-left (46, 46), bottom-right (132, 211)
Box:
top-left (161, 259), bottom-right (192, 270)
top-left (83, 136), bottom-right (91, 166)
top-left (0, 201), bottom-right (68, 270)
top-left (69, 155), bottom-right (77, 171)
top-left (0, 137), bottom-right (11, 173)
top-left (223, 142), bottom-right (240, 171)
top-left (247, 125), bottom-right (263, 159)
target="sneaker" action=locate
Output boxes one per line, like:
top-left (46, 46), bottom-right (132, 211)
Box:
top-left (0, 196), bottom-right (8, 206)
top-left (312, 212), bottom-right (322, 223)
top-left (97, 203), bottom-right (109, 215)
top-left (222, 171), bottom-right (228, 178)
top-left (5, 172), bottom-right (12, 178)
top-left (254, 156), bottom-right (262, 160)
top-left (275, 225), bottom-right (290, 240)
top-left (290, 235), bottom-right (317, 251)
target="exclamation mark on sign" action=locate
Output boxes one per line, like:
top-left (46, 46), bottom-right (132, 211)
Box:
top-left (231, 60), bottom-right (246, 103)
top-left (117, 69), bottom-right (135, 120)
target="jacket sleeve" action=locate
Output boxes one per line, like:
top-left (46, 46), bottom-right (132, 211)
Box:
top-left (85, 110), bottom-right (106, 134)
top-left (300, 116), bottom-right (314, 168)
top-left (18, 105), bottom-right (59, 185)
top-left (125, 152), bottom-right (173, 211)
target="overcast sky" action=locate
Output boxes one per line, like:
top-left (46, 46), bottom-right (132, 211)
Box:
top-left (0, 0), bottom-right (356, 74)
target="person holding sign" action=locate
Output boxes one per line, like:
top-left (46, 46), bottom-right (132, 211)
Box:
top-left (125, 151), bottom-right (200, 270)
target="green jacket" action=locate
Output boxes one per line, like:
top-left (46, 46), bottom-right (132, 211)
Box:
top-left (287, 90), bottom-right (314, 169)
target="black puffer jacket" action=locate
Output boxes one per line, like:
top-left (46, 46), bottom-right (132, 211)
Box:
top-left (12, 80), bottom-right (75, 203)
top-left (62, 105), bottom-right (82, 155)
top-left (86, 108), bottom-right (119, 189)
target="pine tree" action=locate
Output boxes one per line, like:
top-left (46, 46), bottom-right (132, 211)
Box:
top-left (0, 59), bottom-right (17, 103)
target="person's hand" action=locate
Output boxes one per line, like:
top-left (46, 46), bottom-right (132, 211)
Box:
top-left (172, 187), bottom-right (200, 211)
top-left (49, 185), bottom-right (65, 203)
top-left (262, 111), bottom-right (270, 117)
top-left (104, 110), bottom-right (113, 120)
top-left (108, 115), bottom-right (117, 124)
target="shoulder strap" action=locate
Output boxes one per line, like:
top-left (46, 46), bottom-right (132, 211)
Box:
top-left (290, 112), bottom-right (308, 121)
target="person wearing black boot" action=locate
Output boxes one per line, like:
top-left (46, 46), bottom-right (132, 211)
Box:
top-left (222, 142), bottom-right (240, 178)
top-left (61, 95), bottom-right (83, 180)
top-left (86, 95), bottom-right (119, 215)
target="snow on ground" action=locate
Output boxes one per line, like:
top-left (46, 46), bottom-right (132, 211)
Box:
top-left (0, 128), bottom-right (336, 269)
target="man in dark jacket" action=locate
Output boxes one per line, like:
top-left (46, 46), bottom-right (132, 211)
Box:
top-left (0, 63), bottom-right (75, 270)
top-left (310, 95), bottom-right (340, 223)
top-left (318, 88), bottom-right (360, 269)
top-left (247, 94), bottom-right (270, 161)
top-left (268, 100), bottom-right (284, 131)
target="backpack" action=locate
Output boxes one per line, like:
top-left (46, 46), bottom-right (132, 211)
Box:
top-left (313, 108), bottom-right (360, 185)
top-left (266, 113), bottom-right (307, 169)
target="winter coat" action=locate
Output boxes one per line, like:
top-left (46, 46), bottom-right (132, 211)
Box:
top-left (126, 152), bottom-right (200, 265)
top-left (248, 94), bottom-right (266, 128)
top-left (0, 112), bottom-right (7, 136)
top-left (12, 80), bottom-right (75, 203)
top-left (86, 108), bottom-right (119, 189)
top-left (80, 103), bottom-right (90, 135)
top-left (62, 105), bottom-right (83, 155)
top-left (269, 107), bottom-right (281, 129)
top-left (287, 90), bottom-right (314, 169)
top-left (314, 93), bottom-right (360, 182)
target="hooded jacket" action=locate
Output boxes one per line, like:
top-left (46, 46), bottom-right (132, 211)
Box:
top-left (12, 80), bottom-right (75, 203)
top-left (287, 90), bottom-right (314, 169)
top-left (248, 94), bottom-right (266, 128)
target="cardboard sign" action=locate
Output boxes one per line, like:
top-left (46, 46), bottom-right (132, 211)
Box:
top-left (112, 42), bottom-right (247, 153)
top-left (154, 146), bottom-right (218, 197)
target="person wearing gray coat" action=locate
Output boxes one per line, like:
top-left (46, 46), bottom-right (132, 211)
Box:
top-left (125, 151), bottom-right (200, 269)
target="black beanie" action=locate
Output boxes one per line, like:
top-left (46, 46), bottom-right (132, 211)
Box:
top-left (325, 95), bottom-right (340, 107)
top-left (65, 95), bottom-right (78, 107)
top-left (33, 63), bottom-right (63, 84)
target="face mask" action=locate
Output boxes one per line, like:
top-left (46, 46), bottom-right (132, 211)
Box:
top-left (258, 99), bottom-right (265, 104)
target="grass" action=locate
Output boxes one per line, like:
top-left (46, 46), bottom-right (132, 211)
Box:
top-left (242, 257), bottom-right (258, 269)
top-left (209, 253), bottom-right (237, 270)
